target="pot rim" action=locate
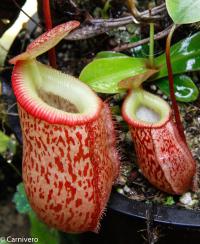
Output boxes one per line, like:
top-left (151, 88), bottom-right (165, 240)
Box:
top-left (108, 191), bottom-right (200, 227)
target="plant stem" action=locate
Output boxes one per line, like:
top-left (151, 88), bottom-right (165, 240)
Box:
top-left (42, 0), bottom-right (57, 68)
top-left (9, 162), bottom-right (22, 177)
top-left (149, 22), bottom-right (155, 67)
top-left (165, 24), bottom-right (186, 142)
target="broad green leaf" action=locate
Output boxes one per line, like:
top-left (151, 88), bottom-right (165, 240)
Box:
top-left (12, 182), bottom-right (32, 214)
top-left (79, 57), bottom-right (147, 93)
top-left (29, 212), bottom-right (60, 244)
top-left (156, 75), bottom-right (199, 102)
top-left (0, 131), bottom-right (10, 154)
top-left (95, 51), bottom-right (128, 59)
top-left (166, 0), bottom-right (200, 24)
top-left (80, 32), bottom-right (200, 94)
top-left (155, 31), bottom-right (200, 79)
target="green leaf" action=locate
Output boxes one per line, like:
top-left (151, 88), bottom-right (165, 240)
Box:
top-left (80, 32), bottom-right (200, 94)
top-left (166, 0), bottom-right (200, 24)
top-left (101, 0), bottom-right (111, 19)
top-left (130, 36), bottom-right (149, 58)
top-left (0, 131), bottom-right (10, 154)
top-left (0, 240), bottom-right (8, 244)
top-left (155, 31), bottom-right (200, 79)
top-left (0, 131), bottom-right (17, 155)
top-left (79, 57), bottom-right (147, 93)
top-left (12, 182), bottom-right (32, 214)
top-left (156, 75), bottom-right (199, 102)
top-left (29, 212), bottom-right (60, 244)
top-left (95, 51), bottom-right (128, 59)
top-left (164, 196), bottom-right (175, 206)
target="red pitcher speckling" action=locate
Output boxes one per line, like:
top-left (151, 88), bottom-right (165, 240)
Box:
top-left (10, 21), bottom-right (120, 233)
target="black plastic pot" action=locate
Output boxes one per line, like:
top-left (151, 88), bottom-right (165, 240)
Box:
top-left (109, 191), bottom-right (200, 228)
top-left (60, 192), bottom-right (200, 244)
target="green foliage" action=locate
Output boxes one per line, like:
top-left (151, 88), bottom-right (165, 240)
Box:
top-left (101, 0), bottom-right (111, 19)
top-left (156, 75), bottom-right (199, 102)
top-left (79, 56), bottom-right (147, 93)
top-left (12, 182), bottom-right (32, 214)
top-left (0, 240), bottom-right (8, 244)
top-left (29, 212), bottom-right (60, 244)
top-left (155, 31), bottom-right (200, 79)
top-left (80, 31), bottom-right (200, 102)
top-left (95, 51), bottom-right (128, 59)
top-left (130, 36), bottom-right (149, 58)
top-left (166, 0), bottom-right (200, 24)
top-left (164, 196), bottom-right (175, 206)
top-left (0, 131), bottom-right (10, 154)
top-left (0, 130), bottom-right (17, 156)
top-left (94, 0), bottom-right (111, 19)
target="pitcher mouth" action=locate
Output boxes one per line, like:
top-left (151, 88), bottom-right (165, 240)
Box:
top-left (122, 88), bottom-right (171, 128)
top-left (12, 60), bottom-right (102, 125)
